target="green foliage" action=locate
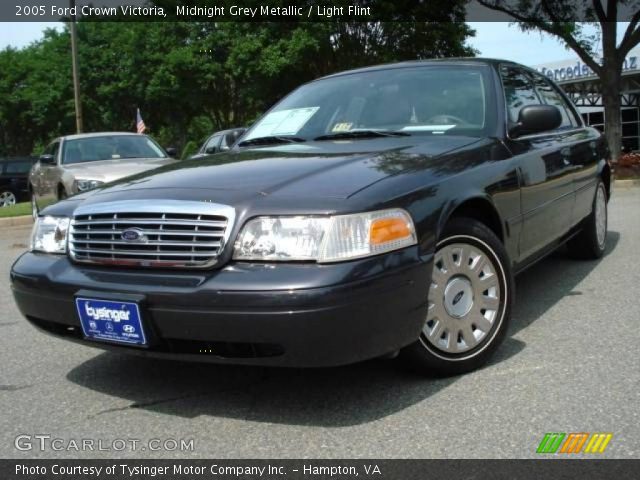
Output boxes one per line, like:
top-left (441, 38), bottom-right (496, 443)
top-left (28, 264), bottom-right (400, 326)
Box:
top-left (180, 140), bottom-right (199, 160)
top-left (0, 14), bottom-right (475, 156)
top-left (0, 202), bottom-right (31, 218)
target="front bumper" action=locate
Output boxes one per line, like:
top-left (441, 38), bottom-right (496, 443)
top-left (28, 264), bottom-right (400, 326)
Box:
top-left (11, 249), bottom-right (432, 367)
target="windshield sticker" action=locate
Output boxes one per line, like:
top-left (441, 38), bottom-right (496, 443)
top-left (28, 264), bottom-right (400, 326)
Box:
top-left (331, 122), bottom-right (353, 132)
top-left (246, 107), bottom-right (319, 140)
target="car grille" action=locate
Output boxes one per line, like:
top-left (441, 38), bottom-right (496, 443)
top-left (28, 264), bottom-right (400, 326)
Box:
top-left (68, 200), bottom-right (235, 269)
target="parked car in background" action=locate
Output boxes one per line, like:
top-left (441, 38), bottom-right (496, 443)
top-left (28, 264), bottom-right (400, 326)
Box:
top-left (0, 157), bottom-right (34, 207)
top-left (188, 128), bottom-right (246, 160)
top-left (12, 59), bottom-right (610, 376)
top-left (29, 132), bottom-right (177, 217)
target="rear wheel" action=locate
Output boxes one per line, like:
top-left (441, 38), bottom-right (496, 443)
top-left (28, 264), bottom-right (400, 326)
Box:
top-left (0, 190), bottom-right (17, 207)
top-left (567, 180), bottom-right (607, 259)
top-left (400, 217), bottom-right (514, 376)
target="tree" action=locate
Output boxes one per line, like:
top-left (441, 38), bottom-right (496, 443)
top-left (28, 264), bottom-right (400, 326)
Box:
top-left (477, 0), bottom-right (640, 162)
top-left (0, 28), bottom-right (74, 156)
top-left (0, 9), bottom-right (476, 156)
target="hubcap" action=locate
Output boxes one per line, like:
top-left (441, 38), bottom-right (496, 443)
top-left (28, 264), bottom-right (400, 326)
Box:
top-left (595, 186), bottom-right (607, 248)
top-left (443, 276), bottom-right (474, 318)
top-left (424, 242), bottom-right (501, 354)
top-left (0, 191), bottom-right (16, 207)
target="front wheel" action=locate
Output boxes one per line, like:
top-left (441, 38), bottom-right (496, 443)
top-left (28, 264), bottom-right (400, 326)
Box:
top-left (58, 187), bottom-right (68, 201)
top-left (400, 217), bottom-right (514, 376)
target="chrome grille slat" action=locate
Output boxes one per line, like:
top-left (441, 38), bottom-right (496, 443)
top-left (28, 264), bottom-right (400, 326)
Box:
top-left (70, 229), bottom-right (222, 237)
top-left (70, 238), bottom-right (222, 248)
top-left (68, 200), bottom-right (235, 269)
top-left (71, 248), bottom-right (216, 257)
top-left (72, 219), bottom-right (227, 227)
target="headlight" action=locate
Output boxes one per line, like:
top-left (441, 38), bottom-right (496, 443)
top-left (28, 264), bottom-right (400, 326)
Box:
top-left (233, 209), bottom-right (416, 263)
top-left (75, 179), bottom-right (104, 192)
top-left (30, 216), bottom-right (70, 254)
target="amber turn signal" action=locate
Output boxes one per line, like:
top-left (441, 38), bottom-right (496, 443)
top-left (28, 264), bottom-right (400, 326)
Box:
top-left (370, 217), bottom-right (413, 245)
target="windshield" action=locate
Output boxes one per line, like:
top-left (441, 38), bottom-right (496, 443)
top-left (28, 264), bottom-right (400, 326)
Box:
top-left (243, 65), bottom-right (494, 142)
top-left (62, 135), bottom-right (166, 164)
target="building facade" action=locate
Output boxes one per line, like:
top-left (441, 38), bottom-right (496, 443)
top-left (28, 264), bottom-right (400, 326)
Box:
top-left (535, 47), bottom-right (640, 152)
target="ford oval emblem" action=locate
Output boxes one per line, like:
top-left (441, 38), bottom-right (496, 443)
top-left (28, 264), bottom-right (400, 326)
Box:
top-left (121, 228), bottom-right (145, 242)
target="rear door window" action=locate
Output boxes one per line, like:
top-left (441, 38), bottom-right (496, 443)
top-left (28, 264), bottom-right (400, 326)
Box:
top-left (4, 161), bottom-right (32, 174)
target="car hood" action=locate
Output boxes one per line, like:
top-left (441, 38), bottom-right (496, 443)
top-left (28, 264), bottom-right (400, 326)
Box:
top-left (63, 157), bottom-right (176, 182)
top-left (82, 136), bottom-right (483, 203)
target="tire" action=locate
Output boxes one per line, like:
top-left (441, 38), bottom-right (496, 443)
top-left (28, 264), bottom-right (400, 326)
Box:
top-left (0, 189), bottom-right (17, 207)
top-left (400, 217), bottom-right (514, 376)
top-left (58, 186), bottom-right (68, 201)
top-left (566, 180), bottom-right (607, 260)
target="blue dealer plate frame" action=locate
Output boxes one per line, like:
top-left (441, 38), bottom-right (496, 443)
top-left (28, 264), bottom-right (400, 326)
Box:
top-left (76, 297), bottom-right (147, 346)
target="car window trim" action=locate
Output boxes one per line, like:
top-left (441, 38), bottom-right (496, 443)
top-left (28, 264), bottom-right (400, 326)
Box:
top-left (499, 63), bottom-right (586, 141)
top-left (536, 72), bottom-right (585, 128)
top-left (527, 70), bottom-right (581, 129)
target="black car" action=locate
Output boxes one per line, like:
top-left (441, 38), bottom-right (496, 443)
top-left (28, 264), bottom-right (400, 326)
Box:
top-left (11, 59), bottom-right (610, 376)
top-left (0, 157), bottom-right (34, 207)
top-left (188, 128), bottom-right (246, 160)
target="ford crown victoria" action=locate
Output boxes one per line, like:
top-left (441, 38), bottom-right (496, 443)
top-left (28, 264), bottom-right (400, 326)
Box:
top-left (11, 59), bottom-right (610, 375)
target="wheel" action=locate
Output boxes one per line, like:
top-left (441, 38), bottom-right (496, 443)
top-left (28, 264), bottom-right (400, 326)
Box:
top-left (567, 180), bottom-right (607, 259)
top-left (58, 186), bottom-right (68, 200)
top-left (400, 217), bottom-right (514, 376)
top-left (0, 190), bottom-right (17, 207)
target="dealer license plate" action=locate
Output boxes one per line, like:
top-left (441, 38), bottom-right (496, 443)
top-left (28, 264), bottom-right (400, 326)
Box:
top-left (76, 297), bottom-right (147, 346)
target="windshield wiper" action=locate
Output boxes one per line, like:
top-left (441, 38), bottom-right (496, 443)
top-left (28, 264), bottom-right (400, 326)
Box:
top-left (313, 130), bottom-right (410, 141)
top-left (237, 135), bottom-right (306, 147)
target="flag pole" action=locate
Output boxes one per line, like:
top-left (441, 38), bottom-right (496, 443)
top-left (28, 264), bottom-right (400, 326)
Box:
top-left (69, 0), bottom-right (83, 133)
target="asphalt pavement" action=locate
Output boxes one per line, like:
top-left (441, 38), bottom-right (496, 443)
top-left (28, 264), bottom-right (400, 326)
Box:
top-left (1, 188), bottom-right (638, 459)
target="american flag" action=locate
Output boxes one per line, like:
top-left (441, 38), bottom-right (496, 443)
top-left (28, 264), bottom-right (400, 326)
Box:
top-left (136, 108), bottom-right (146, 134)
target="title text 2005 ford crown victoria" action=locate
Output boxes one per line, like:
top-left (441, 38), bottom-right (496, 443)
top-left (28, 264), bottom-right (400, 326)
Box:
top-left (11, 59), bottom-right (610, 375)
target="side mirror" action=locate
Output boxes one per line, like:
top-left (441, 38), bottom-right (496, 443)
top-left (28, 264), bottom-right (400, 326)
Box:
top-left (165, 147), bottom-right (177, 158)
top-left (204, 146), bottom-right (218, 155)
top-left (39, 154), bottom-right (56, 165)
top-left (510, 105), bottom-right (562, 138)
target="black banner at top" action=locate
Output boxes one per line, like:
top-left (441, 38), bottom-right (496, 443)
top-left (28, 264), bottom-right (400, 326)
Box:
top-left (3, 0), bottom-right (639, 22)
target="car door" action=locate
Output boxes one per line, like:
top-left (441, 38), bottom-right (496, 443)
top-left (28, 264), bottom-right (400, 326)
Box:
top-left (4, 159), bottom-right (32, 200)
top-left (529, 71), bottom-right (603, 228)
top-left (499, 65), bottom-right (576, 262)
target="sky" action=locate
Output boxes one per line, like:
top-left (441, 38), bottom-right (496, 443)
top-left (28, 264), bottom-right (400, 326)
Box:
top-left (0, 22), bottom-right (630, 67)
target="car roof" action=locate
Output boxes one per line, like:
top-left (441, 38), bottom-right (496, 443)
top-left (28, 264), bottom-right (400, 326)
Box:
top-left (316, 57), bottom-right (523, 81)
top-left (61, 132), bottom-right (143, 141)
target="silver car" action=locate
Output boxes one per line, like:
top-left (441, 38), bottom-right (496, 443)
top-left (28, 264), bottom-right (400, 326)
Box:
top-left (30, 132), bottom-right (176, 217)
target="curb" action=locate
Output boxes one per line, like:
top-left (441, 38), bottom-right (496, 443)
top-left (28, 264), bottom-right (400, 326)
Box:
top-left (613, 178), bottom-right (640, 188)
top-left (0, 215), bottom-right (33, 227)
